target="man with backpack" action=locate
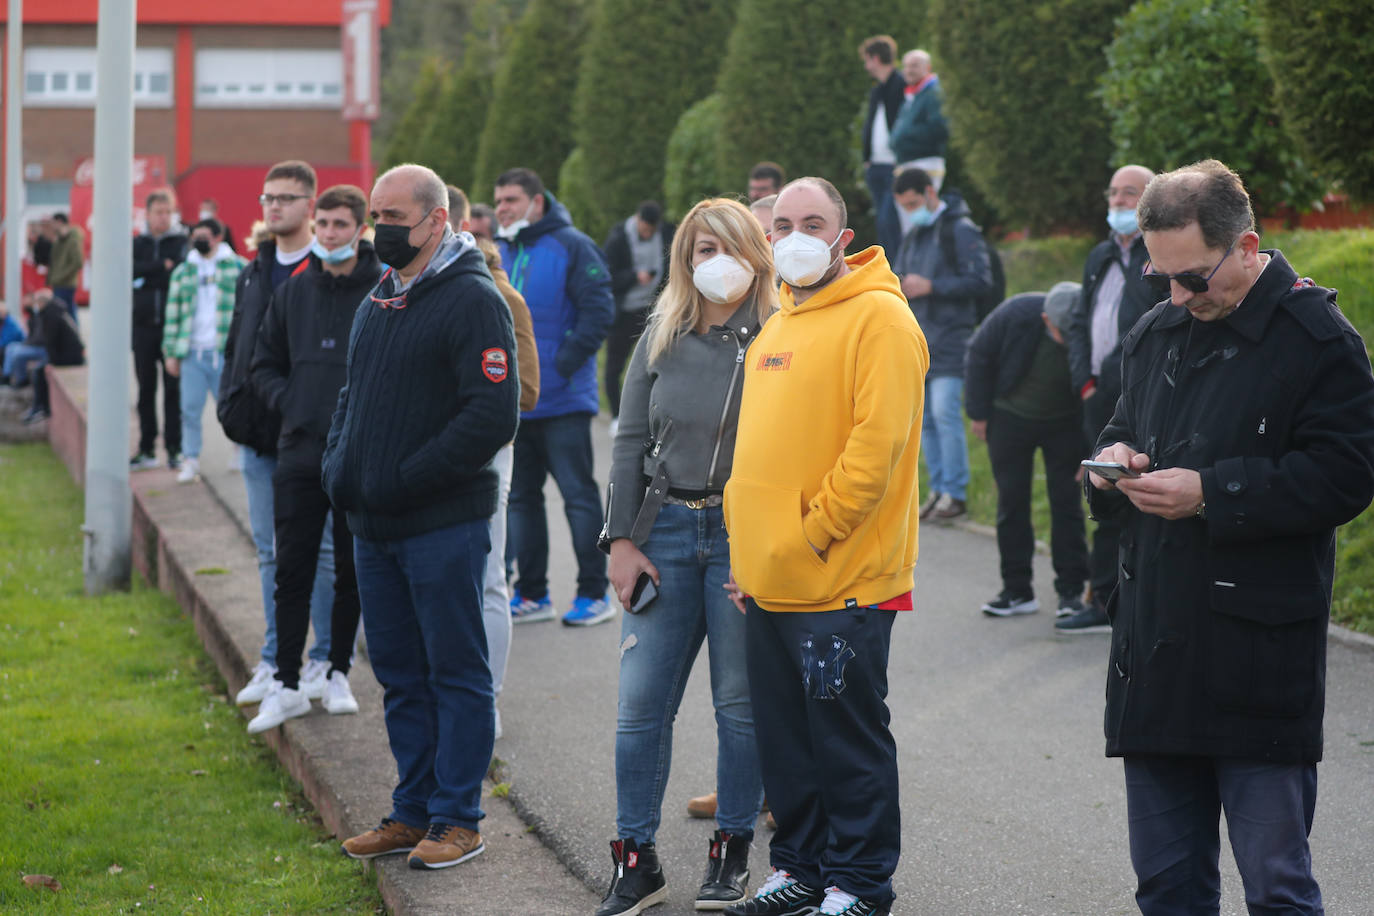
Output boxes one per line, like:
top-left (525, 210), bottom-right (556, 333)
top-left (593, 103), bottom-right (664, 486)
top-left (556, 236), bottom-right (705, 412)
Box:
top-left (892, 166), bottom-right (994, 521)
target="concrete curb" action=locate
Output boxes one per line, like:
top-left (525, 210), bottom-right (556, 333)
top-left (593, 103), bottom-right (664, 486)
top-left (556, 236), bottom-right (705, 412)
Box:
top-left (45, 365), bottom-right (597, 916)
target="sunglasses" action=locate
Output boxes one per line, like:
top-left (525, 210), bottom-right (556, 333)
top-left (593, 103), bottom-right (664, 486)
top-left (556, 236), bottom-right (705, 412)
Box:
top-left (1142, 241), bottom-right (1234, 298)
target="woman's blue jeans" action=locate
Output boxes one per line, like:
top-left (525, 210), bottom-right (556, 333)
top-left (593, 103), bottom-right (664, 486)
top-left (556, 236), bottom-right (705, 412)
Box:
top-left (614, 504), bottom-right (763, 843)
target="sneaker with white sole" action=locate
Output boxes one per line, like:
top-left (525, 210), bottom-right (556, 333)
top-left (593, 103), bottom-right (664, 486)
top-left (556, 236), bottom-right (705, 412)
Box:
top-left (1056, 595), bottom-right (1088, 618)
top-left (407, 823), bottom-right (485, 870)
top-left (129, 451), bottom-right (160, 471)
top-left (300, 658), bottom-right (330, 700)
top-left (819, 886), bottom-right (889, 915)
top-left (981, 591), bottom-right (1039, 617)
top-left (235, 661), bottom-right (278, 706)
top-left (246, 683), bottom-right (310, 733)
top-left (176, 456), bottom-right (200, 483)
top-left (724, 869), bottom-right (824, 915)
top-left (563, 595), bottom-right (615, 627)
top-left (510, 591), bottom-right (557, 624)
top-left (321, 670), bottom-right (359, 715)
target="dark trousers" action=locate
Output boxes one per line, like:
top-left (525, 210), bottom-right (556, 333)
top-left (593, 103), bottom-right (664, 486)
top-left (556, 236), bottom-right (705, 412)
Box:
top-left (271, 444), bottom-right (360, 689)
top-left (507, 412), bottom-right (607, 600)
top-left (1124, 755), bottom-right (1323, 915)
top-left (52, 286), bottom-right (77, 322)
top-left (746, 600), bottom-right (900, 906)
top-left (133, 324), bottom-right (181, 456)
top-left (1084, 390), bottom-right (1122, 599)
top-left (864, 163), bottom-right (901, 257)
top-left (604, 308), bottom-right (649, 419)
top-left (986, 408), bottom-right (1089, 598)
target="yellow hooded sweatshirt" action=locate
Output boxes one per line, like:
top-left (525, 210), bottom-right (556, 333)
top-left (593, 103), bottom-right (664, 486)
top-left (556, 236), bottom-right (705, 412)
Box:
top-left (725, 245), bottom-right (929, 613)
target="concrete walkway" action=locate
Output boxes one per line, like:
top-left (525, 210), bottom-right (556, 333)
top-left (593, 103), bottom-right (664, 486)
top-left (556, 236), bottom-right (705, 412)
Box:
top-left (45, 364), bottom-right (1374, 915)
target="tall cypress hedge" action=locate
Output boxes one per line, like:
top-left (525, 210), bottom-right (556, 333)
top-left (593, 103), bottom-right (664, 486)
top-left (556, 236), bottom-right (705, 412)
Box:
top-left (571, 0), bottom-right (736, 235)
top-left (1255, 0), bottom-right (1374, 204)
top-left (471, 0), bottom-right (590, 199)
top-left (663, 93), bottom-right (731, 220)
top-left (713, 0), bottom-right (920, 248)
top-left (380, 57), bottom-right (448, 173)
top-left (414, 56), bottom-right (493, 192)
top-left (928, 0), bottom-right (1129, 234)
top-left (1102, 0), bottom-right (1323, 217)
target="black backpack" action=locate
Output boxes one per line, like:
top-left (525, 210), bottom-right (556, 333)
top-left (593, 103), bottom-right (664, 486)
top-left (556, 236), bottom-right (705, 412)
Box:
top-left (938, 216), bottom-right (1005, 324)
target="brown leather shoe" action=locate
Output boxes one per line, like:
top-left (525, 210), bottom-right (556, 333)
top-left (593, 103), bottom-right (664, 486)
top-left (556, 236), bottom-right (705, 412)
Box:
top-left (765, 810), bottom-right (777, 831)
top-left (686, 791), bottom-right (717, 819)
top-left (341, 818), bottom-right (425, 859)
top-left (408, 823), bottom-right (485, 870)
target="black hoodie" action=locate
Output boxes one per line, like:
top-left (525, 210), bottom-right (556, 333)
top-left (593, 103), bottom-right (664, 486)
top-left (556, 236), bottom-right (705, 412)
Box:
top-left (250, 241), bottom-right (383, 448)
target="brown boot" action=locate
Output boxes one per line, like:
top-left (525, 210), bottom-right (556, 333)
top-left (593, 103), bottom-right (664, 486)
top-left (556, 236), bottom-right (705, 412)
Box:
top-left (407, 823), bottom-right (485, 870)
top-left (341, 817), bottom-right (426, 859)
top-left (687, 791), bottom-right (717, 819)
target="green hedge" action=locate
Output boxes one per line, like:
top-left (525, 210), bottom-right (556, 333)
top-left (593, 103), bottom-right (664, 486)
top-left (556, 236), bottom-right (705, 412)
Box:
top-left (472, 0), bottom-right (589, 199)
top-left (556, 147), bottom-right (604, 241)
top-left (414, 56), bottom-right (493, 192)
top-left (1101, 0), bottom-right (1323, 215)
top-left (927, 0), bottom-right (1128, 234)
top-left (662, 93), bottom-right (732, 221)
top-left (1255, 0), bottom-right (1374, 205)
top-left (379, 57), bottom-right (447, 174)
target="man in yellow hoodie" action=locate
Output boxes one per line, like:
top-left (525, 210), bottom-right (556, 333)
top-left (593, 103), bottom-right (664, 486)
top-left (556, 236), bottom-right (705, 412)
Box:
top-left (723, 178), bottom-right (928, 916)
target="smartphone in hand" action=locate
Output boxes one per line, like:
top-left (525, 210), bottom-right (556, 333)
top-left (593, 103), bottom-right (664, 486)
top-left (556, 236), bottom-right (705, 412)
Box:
top-left (628, 572), bottom-right (659, 614)
top-left (1081, 459), bottom-right (1141, 481)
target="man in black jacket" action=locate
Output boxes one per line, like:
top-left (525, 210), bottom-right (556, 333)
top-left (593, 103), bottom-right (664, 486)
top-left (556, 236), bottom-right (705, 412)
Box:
top-left (1060, 164), bottom-right (1155, 634)
top-left (602, 200), bottom-right (674, 428)
top-left (965, 283), bottom-right (1088, 619)
top-left (219, 160), bottom-right (336, 709)
top-left (327, 164), bottom-right (518, 871)
top-left (859, 34), bottom-right (905, 256)
top-left (23, 287), bottom-right (85, 423)
top-left (1086, 159), bottom-right (1374, 915)
top-left (245, 185), bottom-right (379, 734)
top-left (130, 189), bottom-right (186, 470)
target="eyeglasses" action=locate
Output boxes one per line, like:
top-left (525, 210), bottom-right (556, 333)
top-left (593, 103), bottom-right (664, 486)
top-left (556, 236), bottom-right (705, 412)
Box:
top-left (370, 269), bottom-right (407, 310)
top-left (1103, 186), bottom-right (1143, 202)
top-left (1142, 241), bottom-right (1234, 298)
top-left (259, 193), bottom-right (310, 206)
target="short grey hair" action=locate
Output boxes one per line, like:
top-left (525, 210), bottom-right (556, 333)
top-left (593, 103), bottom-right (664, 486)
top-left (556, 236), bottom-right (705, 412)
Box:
top-left (1138, 159), bottom-right (1254, 251)
top-left (376, 163), bottom-right (448, 215)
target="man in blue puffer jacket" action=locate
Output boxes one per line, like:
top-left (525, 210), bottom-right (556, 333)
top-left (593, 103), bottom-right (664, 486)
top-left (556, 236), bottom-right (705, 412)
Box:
top-left (494, 167), bottom-right (616, 627)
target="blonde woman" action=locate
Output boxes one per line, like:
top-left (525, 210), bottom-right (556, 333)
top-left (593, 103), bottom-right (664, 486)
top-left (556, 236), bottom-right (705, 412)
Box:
top-left (596, 199), bottom-right (778, 915)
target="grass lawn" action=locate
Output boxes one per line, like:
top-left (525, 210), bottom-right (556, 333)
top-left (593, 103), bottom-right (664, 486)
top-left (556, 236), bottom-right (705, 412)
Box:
top-left (0, 443), bottom-right (384, 914)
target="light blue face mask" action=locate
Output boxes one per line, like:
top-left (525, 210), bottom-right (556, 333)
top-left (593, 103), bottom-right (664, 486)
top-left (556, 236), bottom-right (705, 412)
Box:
top-left (906, 204), bottom-right (936, 229)
top-left (311, 233), bottom-right (358, 265)
top-left (1107, 208), bottom-right (1139, 236)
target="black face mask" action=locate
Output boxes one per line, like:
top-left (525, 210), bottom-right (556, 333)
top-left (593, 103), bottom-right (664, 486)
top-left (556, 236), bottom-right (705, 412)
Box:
top-left (192, 238), bottom-right (212, 255)
top-left (373, 208), bottom-right (436, 269)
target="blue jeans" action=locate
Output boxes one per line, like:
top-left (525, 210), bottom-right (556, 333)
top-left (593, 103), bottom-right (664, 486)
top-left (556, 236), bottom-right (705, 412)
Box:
top-left (922, 375), bottom-right (969, 501)
top-left (52, 287), bottom-right (78, 322)
top-left (241, 447), bottom-right (333, 666)
top-left (3, 342), bottom-right (46, 384)
top-left (507, 412), bottom-right (607, 600)
top-left (865, 162), bottom-right (901, 257)
top-left (615, 504), bottom-right (763, 843)
top-left (178, 348), bottom-right (222, 460)
top-left (1124, 756), bottom-right (1323, 915)
top-left (355, 519), bottom-right (493, 830)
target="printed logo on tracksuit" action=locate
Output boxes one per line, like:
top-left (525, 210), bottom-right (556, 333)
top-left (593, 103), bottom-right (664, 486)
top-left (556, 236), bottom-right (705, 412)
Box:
top-left (801, 634), bottom-right (856, 700)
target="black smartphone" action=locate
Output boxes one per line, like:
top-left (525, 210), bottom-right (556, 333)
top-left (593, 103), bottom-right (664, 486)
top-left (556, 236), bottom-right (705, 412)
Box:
top-left (628, 572), bottom-right (659, 614)
top-left (1081, 459), bottom-right (1141, 481)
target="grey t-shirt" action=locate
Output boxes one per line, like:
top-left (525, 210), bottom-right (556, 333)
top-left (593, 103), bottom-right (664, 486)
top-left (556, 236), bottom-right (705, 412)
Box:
top-left (622, 217), bottom-right (662, 313)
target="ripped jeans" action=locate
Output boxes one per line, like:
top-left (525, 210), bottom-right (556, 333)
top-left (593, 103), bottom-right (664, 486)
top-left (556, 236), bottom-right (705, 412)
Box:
top-left (614, 503), bottom-right (763, 843)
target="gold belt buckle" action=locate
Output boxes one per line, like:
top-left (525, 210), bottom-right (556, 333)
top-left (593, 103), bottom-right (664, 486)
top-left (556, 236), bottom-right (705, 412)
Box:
top-left (684, 497), bottom-right (708, 510)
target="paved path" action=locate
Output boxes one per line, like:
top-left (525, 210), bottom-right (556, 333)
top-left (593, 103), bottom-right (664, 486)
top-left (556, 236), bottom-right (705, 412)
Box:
top-left (135, 379), bottom-right (1374, 915)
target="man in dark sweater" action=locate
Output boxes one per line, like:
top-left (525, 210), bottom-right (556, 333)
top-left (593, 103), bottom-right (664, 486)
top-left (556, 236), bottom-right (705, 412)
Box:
top-left (325, 164), bottom-right (519, 871)
top-left (130, 188), bottom-right (187, 470)
top-left (964, 282), bottom-right (1089, 619)
top-left (245, 185), bottom-right (380, 734)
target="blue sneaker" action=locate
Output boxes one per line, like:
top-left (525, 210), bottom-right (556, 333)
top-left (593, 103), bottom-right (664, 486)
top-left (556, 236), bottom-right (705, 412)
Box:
top-left (510, 592), bottom-right (556, 624)
top-left (563, 595), bottom-right (615, 627)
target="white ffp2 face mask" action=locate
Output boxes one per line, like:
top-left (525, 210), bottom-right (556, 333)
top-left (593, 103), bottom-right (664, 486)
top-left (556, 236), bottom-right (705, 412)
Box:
top-left (772, 229), bottom-right (845, 288)
top-left (692, 253), bottom-right (755, 304)
top-left (496, 199), bottom-right (536, 241)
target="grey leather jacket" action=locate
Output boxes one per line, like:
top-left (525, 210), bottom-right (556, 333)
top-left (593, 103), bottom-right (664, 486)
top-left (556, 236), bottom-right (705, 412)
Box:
top-left (601, 301), bottom-right (764, 545)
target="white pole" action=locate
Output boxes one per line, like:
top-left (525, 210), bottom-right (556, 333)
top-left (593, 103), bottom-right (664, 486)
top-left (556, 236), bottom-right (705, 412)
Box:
top-left (4, 0), bottom-right (22, 318)
top-left (83, 0), bottom-right (137, 593)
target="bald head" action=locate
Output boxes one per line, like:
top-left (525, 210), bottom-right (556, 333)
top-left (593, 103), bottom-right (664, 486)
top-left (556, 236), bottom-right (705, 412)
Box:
top-left (776, 177), bottom-right (848, 230)
top-left (902, 50), bottom-right (932, 85)
top-left (374, 164), bottom-right (449, 216)
top-left (369, 163), bottom-right (449, 276)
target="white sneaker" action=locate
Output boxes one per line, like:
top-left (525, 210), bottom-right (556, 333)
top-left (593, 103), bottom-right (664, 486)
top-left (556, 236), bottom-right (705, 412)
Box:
top-left (493, 706), bottom-right (503, 741)
top-left (176, 457), bottom-right (199, 483)
top-left (608, 417), bottom-right (619, 441)
top-left (300, 658), bottom-right (330, 700)
top-left (321, 670), bottom-right (359, 715)
top-left (235, 661), bottom-right (278, 706)
top-left (246, 683), bottom-right (310, 733)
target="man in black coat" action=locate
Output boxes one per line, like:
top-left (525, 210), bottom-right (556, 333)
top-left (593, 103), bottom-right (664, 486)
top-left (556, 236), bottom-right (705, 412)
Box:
top-left (130, 189), bottom-right (187, 469)
top-left (859, 34), bottom-right (905, 256)
top-left (1085, 159), bottom-right (1374, 915)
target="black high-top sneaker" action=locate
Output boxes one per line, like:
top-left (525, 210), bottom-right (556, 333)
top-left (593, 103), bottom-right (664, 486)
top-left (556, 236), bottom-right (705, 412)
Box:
top-left (696, 829), bottom-right (751, 910)
top-left (596, 838), bottom-right (668, 916)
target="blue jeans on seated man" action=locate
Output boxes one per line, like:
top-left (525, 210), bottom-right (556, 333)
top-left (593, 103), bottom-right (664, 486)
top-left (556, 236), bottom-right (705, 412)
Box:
top-left (355, 518), bottom-right (493, 831)
top-left (242, 447), bottom-right (334, 667)
top-left (178, 348), bottom-right (222, 461)
top-left (1124, 755), bottom-right (1323, 916)
top-left (615, 504), bottom-right (763, 843)
top-left (3, 342), bottom-right (46, 384)
top-left (922, 374), bottom-right (969, 502)
top-left (507, 412), bottom-right (607, 601)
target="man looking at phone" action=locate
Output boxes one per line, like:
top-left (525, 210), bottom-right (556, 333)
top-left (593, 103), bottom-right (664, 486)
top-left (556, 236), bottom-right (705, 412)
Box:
top-left (1084, 159), bottom-right (1374, 915)
top-left (602, 201), bottom-right (674, 434)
